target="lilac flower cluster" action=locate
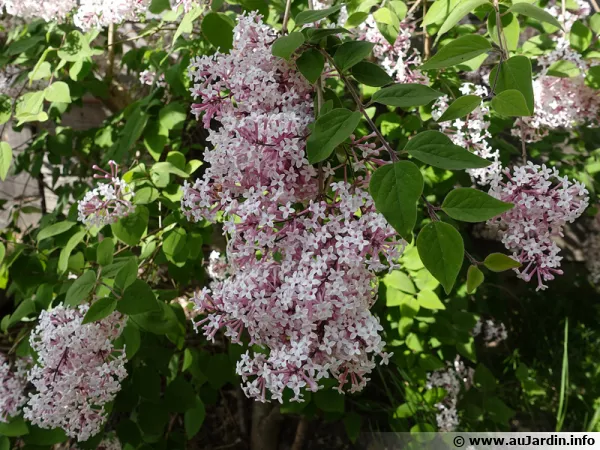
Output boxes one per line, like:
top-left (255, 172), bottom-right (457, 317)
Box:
top-left (0, 354), bottom-right (29, 422)
top-left (139, 69), bottom-right (167, 88)
top-left (77, 160), bottom-right (135, 228)
top-left (0, 0), bottom-right (150, 28)
top-left (426, 357), bottom-right (474, 431)
top-left (24, 304), bottom-right (127, 441)
top-left (515, 0), bottom-right (598, 143)
top-left (183, 13), bottom-right (399, 402)
top-left (489, 162), bottom-right (589, 291)
top-left (348, 11), bottom-right (427, 84)
top-left (432, 83), bottom-right (502, 185)
top-left (472, 318), bottom-right (508, 345)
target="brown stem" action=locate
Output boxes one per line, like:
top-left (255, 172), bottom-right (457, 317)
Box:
top-left (37, 174), bottom-right (47, 214)
top-left (319, 50), bottom-right (398, 161)
top-left (423, 0), bottom-right (430, 59)
top-left (282, 0), bottom-right (294, 34)
top-left (107, 24), bottom-right (116, 81)
top-left (291, 417), bottom-right (310, 450)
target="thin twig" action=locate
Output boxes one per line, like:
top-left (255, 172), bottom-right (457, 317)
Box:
top-left (282, 0), bottom-right (294, 34)
top-left (423, 0), bottom-right (430, 59)
top-left (319, 50), bottom-right (398, 161)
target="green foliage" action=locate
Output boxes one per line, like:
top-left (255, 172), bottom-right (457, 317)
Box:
top-left (371, 83), bottom-right (444, 107)
top-left (370, 161), bottom-right (424, 241)
top-left (420, 35), bottom-right (492, 70)
top-left (306, 108), bottom-right (362, 163)
top-left (417, 222), bottom-right (464, 294)
top-left (441, 187), bottom-right (513, 222)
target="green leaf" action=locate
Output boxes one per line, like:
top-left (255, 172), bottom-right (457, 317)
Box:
top-left (0, 417), bottom-right (29, 437)
top-left (295, 4), bottom-right (342, 26)
top-left (58, 229), bottom-right (86, 273)
top-left (420, 35), bottom-right (491, 70)
top-left (202, 12), bottom-right (234, 53)
top-left (590, 13), bottom-right (600, 34)
top-left (483, 253), bottom-right (521, 272)
top-left (82, 297), bottom-right (117, 324)
top-left (151, 161), bottom-right (190, 178)
top-left (474, 363), bottom-right (497, 392)
top-left (404, 130), bottom-right (491, 170)
top-left (437, 95), bottom-right (481, 122)
top-left (304, 27), bottom-right (350, 43)
top-left (488, 12), bottom-right (520, 52)
top-left (371, 83), bottom-right (443, 108)
top-left (436, 0), bottom-right (491, 41)
top-left (383, 271), bottom-right (416, 294)
top-left (272, 32), bottom-right (305, 60)
top-left (96, 238), bottom-right (114, 266)
top-left (466, 265), bottom-right (484, 294)
top-left (508, 2), bottom-right (562, 29)
top-left (173, 6), bottom-right (204, 44)
top-left (423, 0), bottom-right (460, 26)
top-left (417, 222), bottom-right (464, 294)
top-left (8, 299), bottom-right (36, 328)
top-left (0, 242), bottom-right (4, 266)
top-left (417, 290), bottom-right (445, 310)
top-left (37, 221), bottom-right (76, 242)
top-left (370, 161), bottom-right (424, 241)
top-left (115, 106), bottom-right (148, 160)
top-left (306, 108), bottom-right (362, 164)
top-left (112, 206), bottom-right (149, 246)
top-left (58, 31), bottom-right (92, 61)
top-left (0, 95), bottom-right (11, 125)
top-left (570, 20), bottom-right (592, 52)
top-left (185, 397), bottom-right (206, 438)
top-left (118, 279), bottom-right (159, 315)
top-left (314, 388), bottom-right (345, 413)
top-left (163, 228), bottom-right (188, 264)
top-left (405, 332), bottom-right (424, 352)
top-left (134, 186), bottom-right (160, 205)
top-left (586, 65), bottom-right (600, 89)
top-left (44, 82), bottom-right (71, 104)
top-left (115, 257), bottom-right (139, 291)
top-left (296, 48), bottom-right (325, 84)
top-left (166, 376), bottom-right (197, 412)
top-left (0, 436), bottom-right (8, 450)
top-left (441, 187), bottom-right (513, 222)
top-left (159, 102), bottom-right (187, 131)
top-left (0, 142), bottom-right (13, 181)
top-left (345, 11), bottom-right (369, 27)
top-left (373, 7), bottom-right (401, 45)
top-left (333, 41), bottom-right (375, 72)
top-left (489, 56), bottom-right (534, 114)
top-left (484, 397), bottom-right (515, 424)
top-left (547, 60), bottom-right (580, 78)
top-left (65, 270), bottom-right (97, 306)
top-left (491, 89), bottom-right (531, 116)
top-left (343, 412), bottom-right (362, 443)
top-left (351, 61), bottom-right (393, 87)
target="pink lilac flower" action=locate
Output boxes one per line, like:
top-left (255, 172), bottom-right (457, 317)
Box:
top-left (0, 354), bottom-right (29, 422)
top-left (356, 14), bottom-right (427, 84)
top-left (24, 304), bottom-right (127, 442)
top-left (432, 83), bottom-right (502, 186)
top-left (139, 70), bottom-right (167, 88)
top-left (426, 357), bottom-right (474, 431)
top-left (515, 8), bottom-right (599, 143)
top-left (472, 318), bottom-right (507, 345)
top-left (74, 0), bottom-right (150, 30)
top-left (78, 160), bottom-right (135, 228)
top-left (207, 250), bottom-right (228, 280)
top-left (0, 0), bottom-right (149, 28)
top-left (488, 162), bottom-right (589, 290)
top-left (183, 12), bottom-right (400, 402)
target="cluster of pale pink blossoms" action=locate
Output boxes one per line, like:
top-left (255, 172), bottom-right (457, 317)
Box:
top-left (183, 13), bottom-right (398, 403)
top-left (77, 160), bottom-right (135, 228)
top-left (23, 304), bottom-right (127, 441)
top-left (489, 162), bottom-right (589, 291)
top-left (139, 69), bottom-right (167, 88)
top-left (0, 0), bottom-right (151, 29)
top-left (432, 83), bottom-right (502, 186)
top-left (0, 354), bottom-right (29, 422)
top-left (426, 357), bottom-right (474, 432)
top-left (515, 1), bottom-right (598, 142)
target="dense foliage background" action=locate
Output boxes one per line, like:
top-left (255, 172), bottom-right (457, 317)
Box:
top-left (0, 0), bottom-right (599, 448)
